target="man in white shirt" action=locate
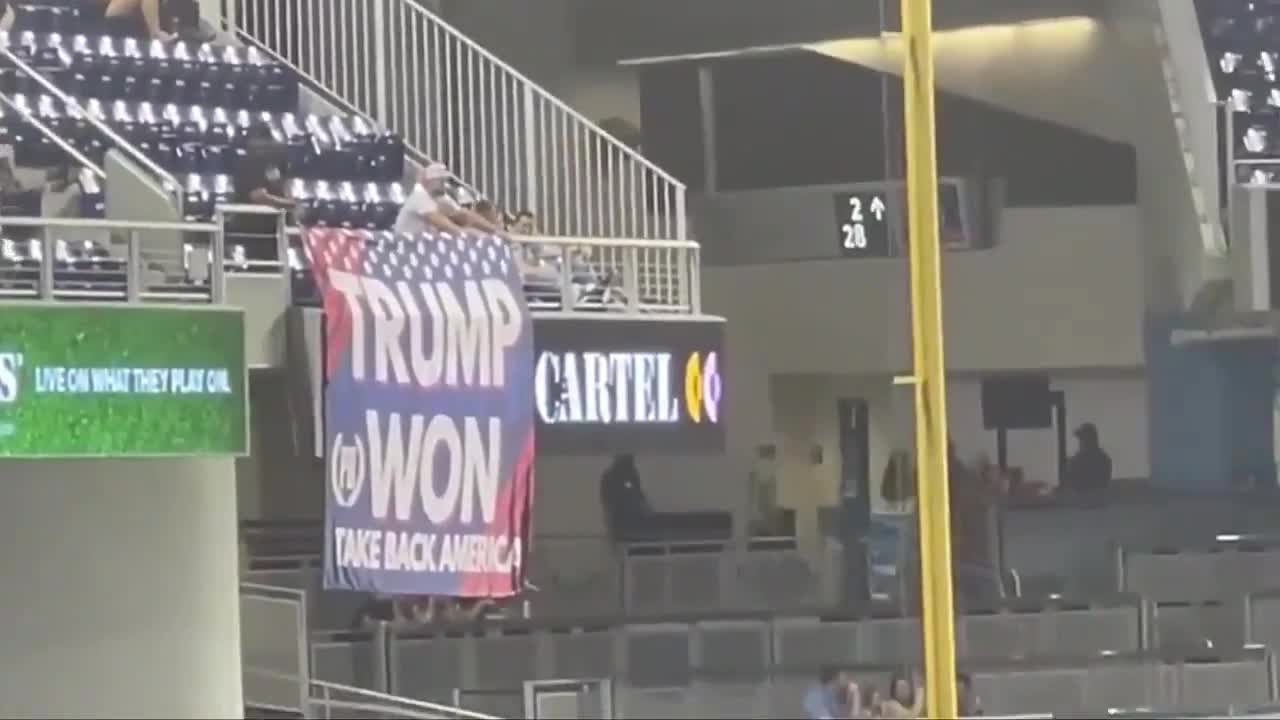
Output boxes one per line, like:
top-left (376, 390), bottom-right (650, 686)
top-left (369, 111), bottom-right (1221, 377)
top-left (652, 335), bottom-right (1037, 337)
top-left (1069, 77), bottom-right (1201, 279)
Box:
top-left (393, 162), bottom-right (502, 237)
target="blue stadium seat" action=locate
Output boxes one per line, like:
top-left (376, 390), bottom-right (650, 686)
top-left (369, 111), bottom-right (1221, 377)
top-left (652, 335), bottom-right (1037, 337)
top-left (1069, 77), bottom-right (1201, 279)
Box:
top-left (0, 5), bottom-right (407, 225)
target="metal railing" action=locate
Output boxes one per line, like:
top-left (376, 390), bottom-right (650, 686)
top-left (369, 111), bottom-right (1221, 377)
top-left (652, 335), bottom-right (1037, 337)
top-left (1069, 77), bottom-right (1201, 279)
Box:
top-left (0, 91), bottom-right (105, 178)
top-left (312, 679), bottom-right (499, 720)
top-left (292, 227), bottom-right (701, 315)
top-left (0, 45), bottom-right (184, 213)
top-left (0, 212), bottom-right (700, 314)
top-left (244, 668), bottom-right (501, 719)
top-left (507, 233), bottom-right (701, 314)
top-left (0, 215), bottom-right (225, 302)
top-left (226, 0), bottom-right (688, 241)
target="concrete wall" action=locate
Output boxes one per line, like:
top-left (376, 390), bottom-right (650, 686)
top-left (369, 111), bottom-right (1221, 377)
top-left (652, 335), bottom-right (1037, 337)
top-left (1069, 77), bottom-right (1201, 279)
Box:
top-left (531, 368), bottom-right (1149, 549)
top-left (1104, 0), bottom-right (1218, 311)
top-left (0, 458), bottom-right (243, 717)
top-left (699, 204), bottom-right (1145, 375)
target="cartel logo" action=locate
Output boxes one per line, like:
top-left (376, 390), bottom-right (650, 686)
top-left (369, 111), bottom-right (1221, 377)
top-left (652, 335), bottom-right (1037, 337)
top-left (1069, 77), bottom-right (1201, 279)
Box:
top-left (684, 351), bottom-right (722, 424)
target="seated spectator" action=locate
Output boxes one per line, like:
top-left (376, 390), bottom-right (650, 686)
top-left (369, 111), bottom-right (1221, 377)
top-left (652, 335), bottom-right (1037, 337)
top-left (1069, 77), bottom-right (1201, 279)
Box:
top-left (474, 199), bottom-right (505, 228)
top-left (948, 442), bottom-right (1004, 611)
top-left (229, 123), bottom-right (293, 263)
top-left (880, 670), bottom-right (923, 718)
top-left (861, 686), bottom-right (883, 718)
top-left (600, 454), bottom-right (653, 542)
top-left (599, 454), bottom-right (734, 542)
top-left (804, 666), bottom-right (862, 719)
top-left (1060, 421), bottom-right (1112, 499)
top-left (352, 594), bottom-right (401, 629)
top-left (393, 163), bottom-right (502, 237)
top-left (511, 209), bottom-right (536, 235)
top-left (437, 597), bottom-right (494, 625)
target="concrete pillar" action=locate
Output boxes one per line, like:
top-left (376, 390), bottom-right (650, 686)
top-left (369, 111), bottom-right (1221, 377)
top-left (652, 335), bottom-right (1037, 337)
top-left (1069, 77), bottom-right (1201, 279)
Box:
top-left (0, 459), bottom-right (242, 718)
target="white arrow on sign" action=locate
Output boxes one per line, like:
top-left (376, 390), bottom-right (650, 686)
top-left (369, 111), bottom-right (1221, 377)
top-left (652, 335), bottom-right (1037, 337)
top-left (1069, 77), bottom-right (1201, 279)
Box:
top-left (870, 196), bottom-right (886, 222)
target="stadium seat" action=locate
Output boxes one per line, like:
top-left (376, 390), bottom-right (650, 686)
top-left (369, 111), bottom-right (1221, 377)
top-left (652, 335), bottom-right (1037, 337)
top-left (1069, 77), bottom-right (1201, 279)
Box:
top-left (1200, 0), bottom-right (1280, 171)
top-left (0, 4), bottom-right (406, 226)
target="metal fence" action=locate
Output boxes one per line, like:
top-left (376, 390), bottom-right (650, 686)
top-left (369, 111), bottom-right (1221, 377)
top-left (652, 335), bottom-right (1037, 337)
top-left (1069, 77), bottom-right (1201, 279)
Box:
top-left (0, 212), bottom-right (701, 315)
top-left (225, 0), bottom-right (687, 241)
top-left (245, 552), bottom-right (1280, 716)
top-left (308, 635), bottom-right (1271, 719)
top-left (241, 583), bottom-right (310, 713)
top-left (0, 215), bottom-right (227, 302)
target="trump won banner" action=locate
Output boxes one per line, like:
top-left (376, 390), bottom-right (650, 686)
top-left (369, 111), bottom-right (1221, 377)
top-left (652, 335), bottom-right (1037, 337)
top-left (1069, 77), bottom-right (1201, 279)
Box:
top-left (305, 228), bottom-right (535, 598)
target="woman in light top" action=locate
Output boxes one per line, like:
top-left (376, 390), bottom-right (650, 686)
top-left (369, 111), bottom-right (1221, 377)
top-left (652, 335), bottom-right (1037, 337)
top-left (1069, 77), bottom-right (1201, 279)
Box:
top-left (879, 670), bottom-right (924, 719)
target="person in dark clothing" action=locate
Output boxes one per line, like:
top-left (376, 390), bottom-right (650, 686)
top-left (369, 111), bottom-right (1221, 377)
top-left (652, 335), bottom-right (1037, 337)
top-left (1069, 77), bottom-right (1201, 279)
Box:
top-left (228, 123), bottom-right (294, 264)
top-left (1061, 422), bottom-right (1112, 497)
top-left (903, 440), bottom-right (1003, 614)
top-left (947, 441), bottom-right (1003, 611)
top-left (236, 124), bottom-right (293, 209)
top-left (600, 454), bottom-right (652, 541)
top-left (880, 449), bottom-right (917, 505)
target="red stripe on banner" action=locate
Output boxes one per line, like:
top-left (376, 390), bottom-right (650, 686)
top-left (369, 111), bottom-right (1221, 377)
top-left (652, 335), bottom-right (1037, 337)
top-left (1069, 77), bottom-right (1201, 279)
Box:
top-left (303, 227), bottom-right (364, 381)
top-left (459, 429), bottom-right (536, 598)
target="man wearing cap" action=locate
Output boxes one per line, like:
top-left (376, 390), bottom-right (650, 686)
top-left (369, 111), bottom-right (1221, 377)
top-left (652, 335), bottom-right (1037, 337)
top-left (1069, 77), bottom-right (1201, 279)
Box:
top-left (393, 163), bottom-right (503, 238)
top-left (1062, 421), bottom-right (1113, 499)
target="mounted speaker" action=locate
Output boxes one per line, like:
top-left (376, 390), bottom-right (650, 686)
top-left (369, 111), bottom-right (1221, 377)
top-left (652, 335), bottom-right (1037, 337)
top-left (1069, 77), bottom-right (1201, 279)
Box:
top-left (981, 373), bottom-right (1052, 430)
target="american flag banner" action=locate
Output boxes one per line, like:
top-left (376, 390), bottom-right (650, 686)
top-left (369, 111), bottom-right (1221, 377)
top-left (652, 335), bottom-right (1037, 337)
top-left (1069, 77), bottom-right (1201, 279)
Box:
top-left (304, 227), bottom-right (535, 598)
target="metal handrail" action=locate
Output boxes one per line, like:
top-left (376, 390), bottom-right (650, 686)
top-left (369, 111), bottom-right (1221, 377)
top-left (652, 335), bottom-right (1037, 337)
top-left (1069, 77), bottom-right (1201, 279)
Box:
top-left (243, 668), bottom-right (499, 720)
top-left (311, 679), bottom-right (499, 720)
top-left (0, 46), bottom-right (183, 209)
top-left (396, 0), bottom-right (683, 191)
top-left (508, 233), bottom-right (699, 251)
top-left (240, 582), bottom-right (306, 601)
top-left (0, 215), bottom-right (217, 232)
top-left (217, 202), bottom-right (287, 216)
top-left (0, 215), bottom-right (226, 303)
top-left (0, 91), bottom-right (104, 178)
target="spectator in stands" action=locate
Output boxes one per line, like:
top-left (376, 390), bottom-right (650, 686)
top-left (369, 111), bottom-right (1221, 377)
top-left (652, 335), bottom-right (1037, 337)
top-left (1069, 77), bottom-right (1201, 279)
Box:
top-left (804, 666), bottom-right (860, 719)
top-left (353, 594), bottom-right (401, 629)
top-left (416, 596), bottom-right (494, 626)
top-left (947, 440), bottom-right (1004, 612)
top-left (1060, 421), bottom-right (1113, 499)
top-left (880, 449), bottom-right (916, 508)
top-left (474, 199), bottom-right (505, 228)
top-left (957, 672), bottom-right (982, 716)
top-left (393, 163), bottom-right (503, 238)
top-left (879, 669), bottom-right (923, 718)
top-left (512, 209), bottom-right (537, 235)
top-left (861, 686), bottom-right (883, 718)
top-left (229, 123), bottom-right (293, 264)
top-left (88, 0), bottom-right (174, 41)
top-left (600, 454), bottom-right (653, 542)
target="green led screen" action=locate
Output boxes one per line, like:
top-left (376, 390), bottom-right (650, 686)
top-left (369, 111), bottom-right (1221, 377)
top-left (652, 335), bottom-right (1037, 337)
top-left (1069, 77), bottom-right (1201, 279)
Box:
top-left (0, 303), bottom-right (247, 457)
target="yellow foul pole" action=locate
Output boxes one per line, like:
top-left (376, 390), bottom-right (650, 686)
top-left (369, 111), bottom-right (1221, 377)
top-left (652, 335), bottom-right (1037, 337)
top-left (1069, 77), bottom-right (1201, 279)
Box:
top-left (900, 0), bottom-right (959, 717)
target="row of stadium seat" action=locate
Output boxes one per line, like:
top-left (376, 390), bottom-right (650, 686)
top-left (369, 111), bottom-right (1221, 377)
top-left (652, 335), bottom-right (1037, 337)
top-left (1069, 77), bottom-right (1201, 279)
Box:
top-left (0, 95), bottom-right (404, 182)
top-left (3, 33), bottom-right (298, 111)
top-left (183, 175), bottom-right (407, 228)
top-left (6, 0), bottom-right (201, 37)
top-left (1200, 0), bottom-right (1280, 182)
top-left (0, 7), bottom-right (415, 226)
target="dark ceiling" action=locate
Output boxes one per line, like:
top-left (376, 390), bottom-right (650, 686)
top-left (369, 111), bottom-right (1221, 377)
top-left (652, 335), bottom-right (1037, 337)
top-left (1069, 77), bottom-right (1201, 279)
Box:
top-left (573, 0), bottom-right (1105, 64)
